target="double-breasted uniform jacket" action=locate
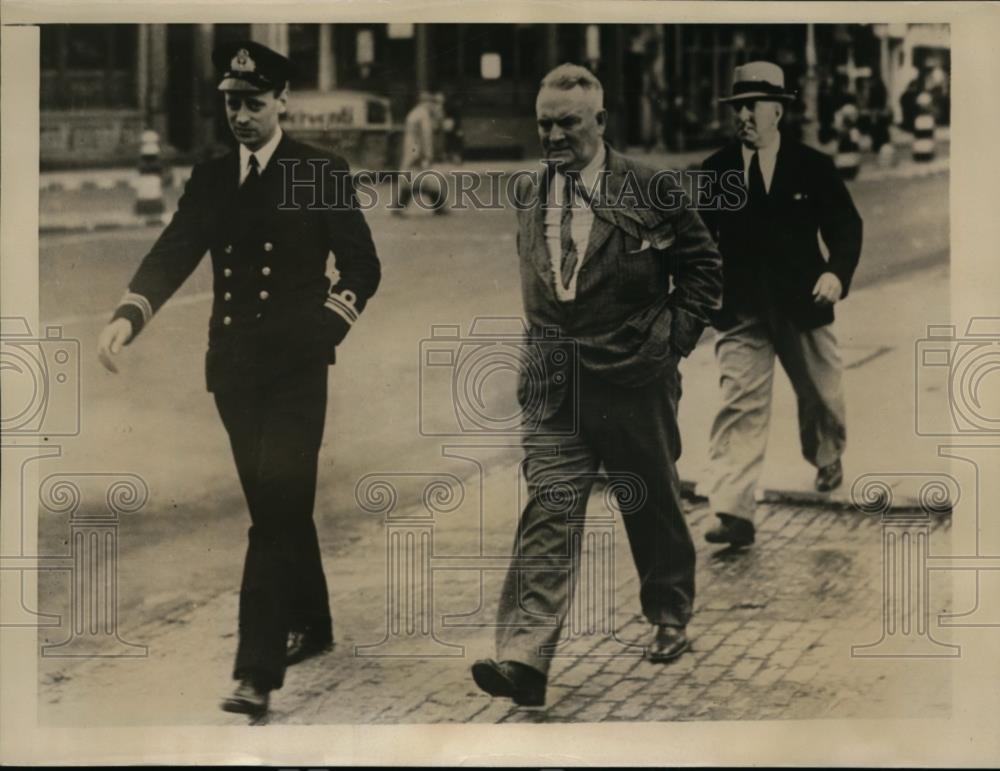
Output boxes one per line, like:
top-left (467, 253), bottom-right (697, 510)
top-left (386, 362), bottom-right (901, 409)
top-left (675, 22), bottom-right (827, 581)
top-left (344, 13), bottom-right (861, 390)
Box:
top-left (515, 145), bottom-right (723, 420)
top-left (112, 133), bottom-right (381, 392)
top-left (699, 137), bottom-right (863, 332)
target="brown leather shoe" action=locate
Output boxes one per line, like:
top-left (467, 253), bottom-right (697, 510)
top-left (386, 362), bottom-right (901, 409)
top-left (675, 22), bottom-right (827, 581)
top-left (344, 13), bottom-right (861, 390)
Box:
top-left (220, 678), bottom-right (270, 716)
top-left (286, 630), bottom-right (334, 666)
top-left (471, 659), bottom-right (547, 707)
top-left (704, 513), bottom-right (755, 547)
top-left (815, 459), bottom-right (843, 492)
top-left (646, 624), bottom-right (690, 663)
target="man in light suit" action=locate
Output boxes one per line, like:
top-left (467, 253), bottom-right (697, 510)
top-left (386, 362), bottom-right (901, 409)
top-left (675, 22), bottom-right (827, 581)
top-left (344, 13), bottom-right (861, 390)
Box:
top-left (699, 61), bottom-right (863, 548)
top-left (392, 91), bottom-right (447, 214)
top-left (471, 64), bottom-right (723, 707)
top-left (96, 41), bottom-right (381, 716)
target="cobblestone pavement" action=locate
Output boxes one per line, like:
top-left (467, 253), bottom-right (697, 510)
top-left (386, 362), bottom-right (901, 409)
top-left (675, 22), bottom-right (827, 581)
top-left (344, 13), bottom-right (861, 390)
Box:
top-left (39, 464), bottom-right (955, 726)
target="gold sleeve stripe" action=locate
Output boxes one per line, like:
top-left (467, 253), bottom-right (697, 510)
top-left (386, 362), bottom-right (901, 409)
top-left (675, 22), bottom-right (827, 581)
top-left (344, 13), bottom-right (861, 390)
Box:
top-left (120, 291), bottom-right (153, 325)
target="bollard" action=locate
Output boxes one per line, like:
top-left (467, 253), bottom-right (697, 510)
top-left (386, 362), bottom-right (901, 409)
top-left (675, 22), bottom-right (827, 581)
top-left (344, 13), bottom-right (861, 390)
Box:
top-left (912, 91), bottom-right (936, 162)
top-left (877, 142), bottom-right (896, 169)
top-left (833, 104), bottom-right (861, 180)
top-left (134, 129), bottom-right (165, 217)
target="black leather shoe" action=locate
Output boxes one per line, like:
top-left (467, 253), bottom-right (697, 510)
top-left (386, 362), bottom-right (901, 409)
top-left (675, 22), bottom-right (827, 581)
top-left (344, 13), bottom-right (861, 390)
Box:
top-left (286, 630), bottom-right (334, 666)
top-left (471, 659), bottom-right (547, 707)
top-left (220, 678), bottom-right (270, 716)
top-left (646, 624), bottom-right (690, 663)
top-left (815, 459), bottom-right (843, 492)
top-left (704, 513), bottom-right (755, 547)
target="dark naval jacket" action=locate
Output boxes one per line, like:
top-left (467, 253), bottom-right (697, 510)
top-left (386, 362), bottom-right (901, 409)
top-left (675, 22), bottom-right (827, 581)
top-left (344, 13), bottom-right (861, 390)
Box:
top-left (514, 145), bottom-right (723, 420)
top-left (699, 137), bottom-right (863, 332)
top-left (112, 133), bottom-right (381, 392)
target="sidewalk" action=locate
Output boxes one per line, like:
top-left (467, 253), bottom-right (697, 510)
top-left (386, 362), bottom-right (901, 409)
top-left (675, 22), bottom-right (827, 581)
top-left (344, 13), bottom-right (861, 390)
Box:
top-left (38, 139), bottom-right (949, 234)
top-left (38, 460), bottom-right (954, 727)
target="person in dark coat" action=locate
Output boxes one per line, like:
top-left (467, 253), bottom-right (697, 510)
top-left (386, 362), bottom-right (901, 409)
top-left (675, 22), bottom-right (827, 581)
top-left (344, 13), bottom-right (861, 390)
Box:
top-left (96, 41), bottom-right (381, 716)
top-left (698, 61), bottom-right (863, 548)
top-left (470, 64), bottom-right (723, 707)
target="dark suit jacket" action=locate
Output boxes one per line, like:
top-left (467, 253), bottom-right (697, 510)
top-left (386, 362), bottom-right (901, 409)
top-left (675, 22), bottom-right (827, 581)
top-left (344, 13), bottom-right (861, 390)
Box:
top-left (515, 145), bottom-right (723, 418)
top-left (699, 138), bottom-right (863, 331)
top-left (112, 134), bottom-right (381, 392)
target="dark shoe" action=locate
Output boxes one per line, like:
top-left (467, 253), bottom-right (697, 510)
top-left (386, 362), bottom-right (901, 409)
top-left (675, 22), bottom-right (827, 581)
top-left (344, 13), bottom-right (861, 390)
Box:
top-left (646, 624), bottom-right (690, 663)
top-left (220, 678), bottom-right (270, 716)
top-left (471, 658), bottom-right (547, 707)
top-left (704, 513), bottom-right (755, 547)
top-left (815, 459), bottom-right (843, 492)
top-left (286, 630), bottom-right (334, 666)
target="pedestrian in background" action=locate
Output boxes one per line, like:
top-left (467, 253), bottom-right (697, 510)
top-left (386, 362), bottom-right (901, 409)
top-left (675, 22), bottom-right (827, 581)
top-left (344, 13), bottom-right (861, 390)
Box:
top-left (96, 40), bottom-right (381, 717)
top-left (392, 91), bottom-right (447, 215)
top-left (699, 61), bottom-right (863, 549)
top-left (471, 64), bottom-right (722, 707)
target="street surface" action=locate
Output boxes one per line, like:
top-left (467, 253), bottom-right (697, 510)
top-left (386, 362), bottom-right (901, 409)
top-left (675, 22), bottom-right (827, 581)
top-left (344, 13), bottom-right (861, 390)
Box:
top-left (30, 165), bottom-right (953, 724)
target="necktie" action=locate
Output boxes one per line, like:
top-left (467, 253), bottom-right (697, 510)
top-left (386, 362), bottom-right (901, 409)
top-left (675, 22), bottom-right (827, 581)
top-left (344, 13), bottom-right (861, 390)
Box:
top-left (747, 150), bottom-right (767, 203)
top-left (559, 173), bottom-right (579, 291)
top-left (244, 153), bottom-right (260, 186)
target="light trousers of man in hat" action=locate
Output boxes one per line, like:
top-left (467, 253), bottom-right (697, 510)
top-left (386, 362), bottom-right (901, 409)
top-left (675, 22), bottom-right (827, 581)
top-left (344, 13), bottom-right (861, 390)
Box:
top-left (707, 310), bottom-right (846, 522)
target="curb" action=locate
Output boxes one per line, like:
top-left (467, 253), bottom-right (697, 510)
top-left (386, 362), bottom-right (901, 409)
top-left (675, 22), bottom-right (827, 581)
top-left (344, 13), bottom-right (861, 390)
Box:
top-left (680, 478), bottom-right (952, 514)
top-left (40, 214), bottom-right (170, 236)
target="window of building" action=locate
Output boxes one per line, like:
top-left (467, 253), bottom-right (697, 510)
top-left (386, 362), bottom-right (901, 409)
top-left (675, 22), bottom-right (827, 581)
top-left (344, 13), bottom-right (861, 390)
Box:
top-left (41, 24), bottom-right (139, 110)
top-left (288, 23), bottom-right (319, 89)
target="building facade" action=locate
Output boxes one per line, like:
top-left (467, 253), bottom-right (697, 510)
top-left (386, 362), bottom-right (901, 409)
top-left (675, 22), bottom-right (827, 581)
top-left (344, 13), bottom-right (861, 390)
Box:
top-left (40, 22), bottom-right (950, 169)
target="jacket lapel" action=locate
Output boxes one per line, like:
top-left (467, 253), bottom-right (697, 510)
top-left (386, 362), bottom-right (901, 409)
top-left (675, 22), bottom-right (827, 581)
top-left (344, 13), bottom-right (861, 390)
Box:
top-left (767, 139), bottom-right (794, 202)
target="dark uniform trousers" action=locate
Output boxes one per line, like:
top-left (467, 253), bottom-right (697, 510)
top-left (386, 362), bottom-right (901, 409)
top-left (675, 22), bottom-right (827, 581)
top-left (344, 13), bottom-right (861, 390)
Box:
top-left (109, 135), bottom-right (381, 692)
top-left (214, 363), bottom-right (330, 690)
top-left (496, 363), bottom-right (694, 675)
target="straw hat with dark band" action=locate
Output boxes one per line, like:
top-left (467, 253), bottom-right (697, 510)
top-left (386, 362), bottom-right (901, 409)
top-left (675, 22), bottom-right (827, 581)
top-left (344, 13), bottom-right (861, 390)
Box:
top-left (719, 61), bottom-right (796, 103)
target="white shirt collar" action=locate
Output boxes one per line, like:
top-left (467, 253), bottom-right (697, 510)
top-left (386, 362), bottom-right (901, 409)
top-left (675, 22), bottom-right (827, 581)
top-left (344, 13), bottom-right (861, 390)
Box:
top-left (741, 132), bottom-right (781, 167)
top-left (554, 142), bottom-right (607, 202)
top-left (240, 127), bottom-right (283, 177)
top-left (741, 132), bottom-right (781, 191)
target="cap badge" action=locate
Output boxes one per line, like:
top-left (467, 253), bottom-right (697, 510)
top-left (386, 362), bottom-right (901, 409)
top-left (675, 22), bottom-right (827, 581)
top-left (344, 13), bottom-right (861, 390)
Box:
top-left (231, 48), bottom-right (256, 73)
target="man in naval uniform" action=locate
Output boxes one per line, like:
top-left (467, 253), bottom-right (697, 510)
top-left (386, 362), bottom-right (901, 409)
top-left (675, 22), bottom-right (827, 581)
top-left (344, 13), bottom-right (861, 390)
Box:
top-left (699, 62), bottom-right (863, 549)
top-left (97, 41), bottom-right (381, 716)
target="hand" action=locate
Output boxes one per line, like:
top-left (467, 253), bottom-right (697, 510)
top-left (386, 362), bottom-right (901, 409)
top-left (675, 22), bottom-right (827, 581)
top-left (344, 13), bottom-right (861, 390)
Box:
top-left (97, 318), bottom-right (133, 374)
top-left (812, 272), bottom-right (843, 306)
top-left (323, 311), bottom-right (351, 348)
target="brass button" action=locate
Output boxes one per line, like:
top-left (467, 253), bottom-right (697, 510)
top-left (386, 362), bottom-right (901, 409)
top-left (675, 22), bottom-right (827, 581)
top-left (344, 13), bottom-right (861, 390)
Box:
top-left (223, 316), bottom-right (232, 326)
top-left (224, 244), bottom-right (233, 254)
top-left (263, 242), bottom-right (274, 252)
top-left (223, 268), bottom-right (232, 277)
top-left (261, 266), bottom-right (271, 276)
top-left (259, 290), bottom-right (270, 300)
top-left (224, 292), bottom-right (232, 301)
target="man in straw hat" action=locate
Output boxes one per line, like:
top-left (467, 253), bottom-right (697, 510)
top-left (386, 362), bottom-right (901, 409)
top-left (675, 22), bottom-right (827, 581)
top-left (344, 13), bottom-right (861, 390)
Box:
top-left (96, 40), bottom-right (381, 716)
top-left (698, 61), bottom-right (863, 549)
